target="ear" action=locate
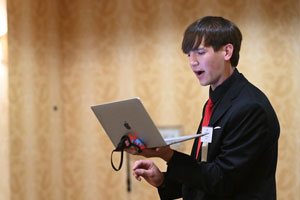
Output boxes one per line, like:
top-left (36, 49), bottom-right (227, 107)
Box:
top-left (224, 44), bottom-right (234, 62)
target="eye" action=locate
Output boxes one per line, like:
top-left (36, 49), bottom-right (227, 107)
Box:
top-left (198, 51), bottom-right (205, 55)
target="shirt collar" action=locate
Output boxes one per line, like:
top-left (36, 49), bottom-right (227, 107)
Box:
top-left (209, 68), bottom-right (239, 105)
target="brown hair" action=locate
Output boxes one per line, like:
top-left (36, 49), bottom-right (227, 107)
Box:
top-left (182, 16), bottom-right (242, 67)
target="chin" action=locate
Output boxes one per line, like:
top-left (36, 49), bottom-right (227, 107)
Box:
top-left (199, 80), bottom-right (209, 87)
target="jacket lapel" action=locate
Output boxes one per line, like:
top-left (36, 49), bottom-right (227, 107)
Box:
top-left (209, 73), bottom-right (248, 126)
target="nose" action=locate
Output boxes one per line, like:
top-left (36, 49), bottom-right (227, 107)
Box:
top-left (189, 53), bottom-right (199, 67)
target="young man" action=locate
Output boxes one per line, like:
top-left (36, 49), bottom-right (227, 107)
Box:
top-left (126, 16), bottom-right (280, 200)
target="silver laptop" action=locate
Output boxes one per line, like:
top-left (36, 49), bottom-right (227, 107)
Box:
top-left (91, 97), bottom-right (207, 148)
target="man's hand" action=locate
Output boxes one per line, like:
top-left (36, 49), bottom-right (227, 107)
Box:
top-left (125, 142), bottom-right (174, 162)
top-left (133, 160), bottom-right (164, 187)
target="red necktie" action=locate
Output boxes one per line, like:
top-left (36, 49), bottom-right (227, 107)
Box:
top-left (196, 98), bottom-right (214, 159)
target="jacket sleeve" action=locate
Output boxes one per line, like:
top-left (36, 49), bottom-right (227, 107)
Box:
top-left (157, 172), bottom-right (183, 200)
top-left (164, 103), bottom-right (277, 196)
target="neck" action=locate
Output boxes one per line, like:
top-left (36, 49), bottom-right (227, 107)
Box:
top-left (211, 66), bottom-right (235, 91)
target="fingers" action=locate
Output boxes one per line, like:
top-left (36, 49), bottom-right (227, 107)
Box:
top-left (125, 146), bottom-right (157, 157)
top-left (132, 160), bottom-right (164, 187)
top-left (133, 170), bottom-right (142, 181)
top-left (124, 140), bottom-right (130, 147)
top-left (124, 146), bottom-right (140, 155)
top-left (125, 145), bottom-right (173, 161)
top-left (133, 168), bottom-right (148, 181)
top-left (132, 160), bottom-right (153, 182)
top-left (133, 160), bottom-right (152, 170)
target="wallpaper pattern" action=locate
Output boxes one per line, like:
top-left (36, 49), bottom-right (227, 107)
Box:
top-left (0, 33), bottom-right (9, 200)
top-left (5, 0), bottom-right (300, 199)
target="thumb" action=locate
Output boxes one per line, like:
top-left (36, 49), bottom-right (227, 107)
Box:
top-left (133, 168), bottom-right (148, 181)
top-left (134, 168), bottom-right (149, 177)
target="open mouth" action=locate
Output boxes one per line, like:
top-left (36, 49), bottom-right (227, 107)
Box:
top-left (194, 70), bottom-right (204, 76)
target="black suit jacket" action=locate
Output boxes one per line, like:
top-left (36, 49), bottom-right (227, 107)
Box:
top-left (158, 70), bottom-right (280, 200)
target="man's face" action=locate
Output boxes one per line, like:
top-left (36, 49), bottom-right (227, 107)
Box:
top-left (188, 42), bottom-right (231, 90)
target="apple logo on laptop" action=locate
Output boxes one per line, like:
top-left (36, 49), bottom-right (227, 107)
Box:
top-left (124, 121), bottom-right (132, 130)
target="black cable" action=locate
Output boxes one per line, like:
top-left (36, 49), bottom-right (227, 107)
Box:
top-left (110, 135), bottom-right (142, 171)
top-left (126, 152), bottom-right (131, 192)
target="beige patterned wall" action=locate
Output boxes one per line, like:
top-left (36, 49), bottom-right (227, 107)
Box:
top-left (0, 33), bottom-right (10, 200)
top-left (4, 0), bottom-right (300, 199)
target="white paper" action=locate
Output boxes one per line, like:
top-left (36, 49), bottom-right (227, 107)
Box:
top-left (164, 132), bottom-right (209, 146)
